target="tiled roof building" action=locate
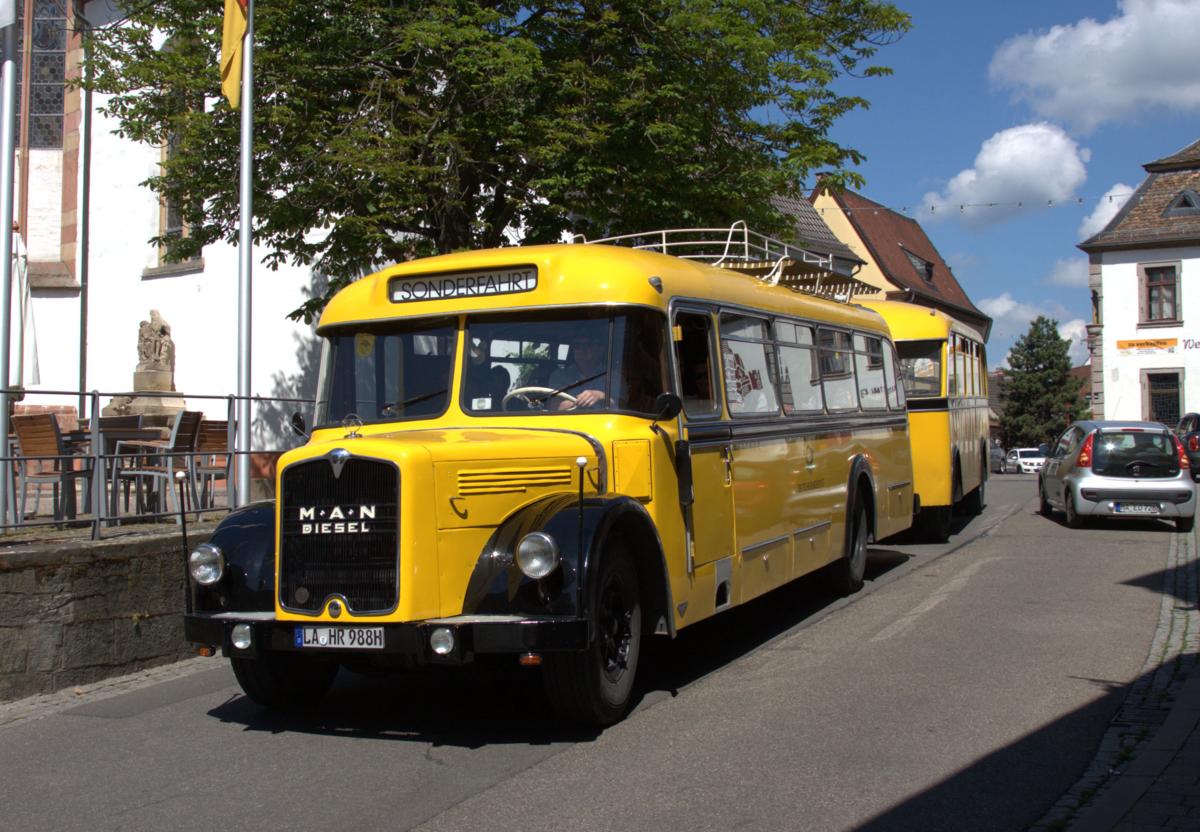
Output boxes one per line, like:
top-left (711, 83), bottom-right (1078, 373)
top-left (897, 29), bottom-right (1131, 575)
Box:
top-left (810, 187), bottom-right (991, 339)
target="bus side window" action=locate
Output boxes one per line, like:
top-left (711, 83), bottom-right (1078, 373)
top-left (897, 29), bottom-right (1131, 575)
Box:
top-left (884, 342), bottom-right (906, 410)
top-left (818, 328), bottom-right (858, 411)
top-left (775, 321), bottom-right (823, 414)
top-left (853, 334), bottom-right (887, 410)
top-left (946, 336), bottom-right (957, 397)
top-left (719, 313), bottom-right (780, 417)
top-left (674, 311), bottom-right (719, 418)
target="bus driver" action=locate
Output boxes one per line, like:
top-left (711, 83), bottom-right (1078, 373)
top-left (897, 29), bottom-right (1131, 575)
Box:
top-left (550, 333), bottom-right (607, 409)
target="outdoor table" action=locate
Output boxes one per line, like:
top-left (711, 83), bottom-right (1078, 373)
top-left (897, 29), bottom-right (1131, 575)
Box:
top-left (63, 427), bottom-right (170, 523)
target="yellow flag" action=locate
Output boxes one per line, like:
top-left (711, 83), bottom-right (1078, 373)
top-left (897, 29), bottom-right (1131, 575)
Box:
top-left (221, 0), bottom-right (249, 109)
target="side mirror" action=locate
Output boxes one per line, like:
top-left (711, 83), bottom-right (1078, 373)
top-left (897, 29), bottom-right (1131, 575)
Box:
top-left (1038, 443), bottom-right (1050, 456)
top-left (290, 411), bottom-right (308, 437)
top-left (653, 392), bottom-right (683, 422)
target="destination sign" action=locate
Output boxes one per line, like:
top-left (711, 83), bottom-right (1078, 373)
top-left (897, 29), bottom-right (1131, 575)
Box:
top-left (389, 266), bottom-right (538, 303)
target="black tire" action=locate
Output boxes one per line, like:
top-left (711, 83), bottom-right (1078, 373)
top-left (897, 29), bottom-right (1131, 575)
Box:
top-left (230, 653), bottom-right (339, 710)
top-left (962, 480), bottom-right (985, 516)
top-left (544, 549), bottom-right (641, 727)
top-left (826, 503), bottom-right (868, 595)
top-left (1176, 515), bottom-right (1195, 533)
top-left (919, 506), bottom-right (952, 543)
top-left (1038, 480), bottom-right (1052, 516)
top-left (1064, 489), bottom-right (1084, 529)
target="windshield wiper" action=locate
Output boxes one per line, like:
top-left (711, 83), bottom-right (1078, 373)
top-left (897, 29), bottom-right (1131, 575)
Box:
top-left (382, 388), bottom-right (448, 414)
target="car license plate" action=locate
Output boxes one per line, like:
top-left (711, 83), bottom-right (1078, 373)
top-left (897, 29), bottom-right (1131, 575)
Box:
top-left (1114, 502), bottom-right (1160, 515)
top-left (294, 626), bottom-right (385, 649)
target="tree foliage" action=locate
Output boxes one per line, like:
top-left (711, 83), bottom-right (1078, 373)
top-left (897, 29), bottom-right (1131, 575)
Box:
top-left (83, 0), bottom-right (908, 320)
top-left (1000, 316), bottom-right (1086, 447)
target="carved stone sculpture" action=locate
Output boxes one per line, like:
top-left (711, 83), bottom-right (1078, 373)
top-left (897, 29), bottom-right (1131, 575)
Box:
top-left (104, 310), bottom-right (186, 416)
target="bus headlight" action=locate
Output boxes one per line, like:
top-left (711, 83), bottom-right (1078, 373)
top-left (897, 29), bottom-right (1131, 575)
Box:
top-left (516, 532), bottom-right (560, 579)
top-left (189, 543), bottom-right (225, 586)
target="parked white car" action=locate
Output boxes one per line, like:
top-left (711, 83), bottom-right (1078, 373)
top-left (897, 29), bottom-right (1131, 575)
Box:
top-left (1005, 447), bottom-right (1047, 474)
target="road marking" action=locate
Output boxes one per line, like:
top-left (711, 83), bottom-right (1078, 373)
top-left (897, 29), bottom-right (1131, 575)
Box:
top-left (870, 557), bottom-right (1006, 642)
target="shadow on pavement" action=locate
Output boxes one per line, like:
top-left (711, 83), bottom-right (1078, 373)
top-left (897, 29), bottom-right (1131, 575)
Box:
top-left (207, 547), bottom-right (913, 747)
top-left (853, 648), bottom-right (1198, 832)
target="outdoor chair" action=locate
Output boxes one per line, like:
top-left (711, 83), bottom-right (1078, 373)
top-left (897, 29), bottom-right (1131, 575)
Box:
top-left (11, 413), bottom-right (93, 522)
top-left (113, 410), bottom-right (202, 523)
top-left (191, 419), bottom-right (232, 514)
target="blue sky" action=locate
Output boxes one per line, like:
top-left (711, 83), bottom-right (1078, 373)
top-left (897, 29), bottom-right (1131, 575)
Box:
top-left (820, 0), bottom-right (1199, 368)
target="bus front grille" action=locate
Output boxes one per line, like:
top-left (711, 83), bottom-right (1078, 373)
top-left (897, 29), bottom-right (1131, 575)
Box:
top-left (279, 456), bottom-right (400, 614)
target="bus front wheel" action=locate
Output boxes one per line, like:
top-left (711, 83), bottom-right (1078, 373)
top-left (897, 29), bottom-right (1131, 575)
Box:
top-left (544, 549), bottom-right (642, 727)
top-left (231, 653), bottom-right (338, 710)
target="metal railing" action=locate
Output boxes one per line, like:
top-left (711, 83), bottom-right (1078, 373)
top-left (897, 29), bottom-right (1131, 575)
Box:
top-left (0, 387), bottom-right (314, 541)
top-left (572, 221), bottom-right (878, 302)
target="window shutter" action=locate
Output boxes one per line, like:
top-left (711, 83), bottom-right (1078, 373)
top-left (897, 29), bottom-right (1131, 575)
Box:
top-left (1138, 269), bottom-right (1148, 323)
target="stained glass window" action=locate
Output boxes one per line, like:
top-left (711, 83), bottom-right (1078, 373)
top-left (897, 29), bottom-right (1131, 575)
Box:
top-left (16, 0), bottom-right (67, 148)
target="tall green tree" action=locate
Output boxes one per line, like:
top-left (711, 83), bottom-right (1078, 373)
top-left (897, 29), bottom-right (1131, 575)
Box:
top-left (1000, 316), bottom-right (1086, 447)
top-left (83, 0), bottom-right (908, 320)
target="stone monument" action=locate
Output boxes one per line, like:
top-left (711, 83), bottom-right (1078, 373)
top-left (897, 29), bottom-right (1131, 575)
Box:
top-left (104, 310), bottom-right (187, 416)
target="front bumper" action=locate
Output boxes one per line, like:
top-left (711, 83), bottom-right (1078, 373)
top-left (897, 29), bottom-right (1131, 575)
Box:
top-left (185, 612), bottom-right (589, 665)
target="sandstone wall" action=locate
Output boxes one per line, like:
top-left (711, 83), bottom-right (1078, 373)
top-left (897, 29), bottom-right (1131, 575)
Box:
top-left (0, 530), bottom-right (212, 702)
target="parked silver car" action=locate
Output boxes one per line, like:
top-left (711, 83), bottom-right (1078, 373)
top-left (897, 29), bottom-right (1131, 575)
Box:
top-left (1038, 420), bottom-right (1196, 531)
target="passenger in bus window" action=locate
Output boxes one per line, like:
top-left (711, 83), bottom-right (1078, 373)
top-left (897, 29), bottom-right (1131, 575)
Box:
top-left (465, 337), bottom-right (511, 411)
top-left (551, 332), bottom-right (607, 409)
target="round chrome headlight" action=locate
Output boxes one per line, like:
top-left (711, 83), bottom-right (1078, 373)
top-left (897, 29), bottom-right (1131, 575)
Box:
top-left (516, 532), bottom-right (560, 579)
top-left (189, 543), bottom-right (225, 586)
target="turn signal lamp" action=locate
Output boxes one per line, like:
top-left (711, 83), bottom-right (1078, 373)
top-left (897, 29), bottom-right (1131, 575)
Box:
top-left (1076, 433), bottom-right (1095, 469)
top-left (1174, 436), bottom-right (1190, 470)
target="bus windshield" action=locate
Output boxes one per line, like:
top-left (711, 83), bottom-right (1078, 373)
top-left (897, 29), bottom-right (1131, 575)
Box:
top-left (896, 340), bottom-right (943, 398)
top-left (316, 319), bottom-right (458, 426)
top-left (464, 308), bottom-right (668, 414)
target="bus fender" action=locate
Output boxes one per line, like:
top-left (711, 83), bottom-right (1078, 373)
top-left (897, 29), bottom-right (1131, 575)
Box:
top-left (844, 456), bottom-right (877, 545)
top-left (191, 501), bottom-right (276, 613)
top-left (462, 494), bottom-right (674, 636)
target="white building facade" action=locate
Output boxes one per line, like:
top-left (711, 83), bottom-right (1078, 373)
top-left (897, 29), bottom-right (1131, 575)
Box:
top-left (13, 1), bottom-right (321, 449)
top-left (1081, 139), bottom-right (1200, 426)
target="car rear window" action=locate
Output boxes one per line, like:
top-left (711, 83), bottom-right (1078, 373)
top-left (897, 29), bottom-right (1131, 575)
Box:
top-left (1092, 431), bottom-right (1179, 479)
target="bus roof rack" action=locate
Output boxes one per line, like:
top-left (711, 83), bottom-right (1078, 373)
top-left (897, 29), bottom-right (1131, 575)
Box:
top-left (571, 221), bottom-right (879, 304)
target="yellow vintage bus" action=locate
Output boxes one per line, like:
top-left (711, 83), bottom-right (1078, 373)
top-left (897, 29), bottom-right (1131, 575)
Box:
top-left (859, 300), bottom-right (989, 541)
top-left (185, 228), bottom-right (915, 725)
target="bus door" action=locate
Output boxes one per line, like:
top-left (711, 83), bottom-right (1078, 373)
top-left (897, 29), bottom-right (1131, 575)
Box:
top-left (673, 309), bottom-right (735, 594)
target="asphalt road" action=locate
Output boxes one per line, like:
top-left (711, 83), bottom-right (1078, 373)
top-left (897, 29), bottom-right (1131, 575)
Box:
top-left (0, 474), bottom-right (1178, 831)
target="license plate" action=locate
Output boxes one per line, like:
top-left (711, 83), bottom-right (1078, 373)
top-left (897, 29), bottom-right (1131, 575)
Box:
top-left (1114, 502), bottom-right (1160, 515)
top-left (294, 626), bottom-right (385, 649)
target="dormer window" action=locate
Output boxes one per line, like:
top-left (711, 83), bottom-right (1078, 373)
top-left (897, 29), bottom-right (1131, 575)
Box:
top-left (1164, 189), bottom-right (1200, 217)
top-left (902, 248), bottom-right (935, 282)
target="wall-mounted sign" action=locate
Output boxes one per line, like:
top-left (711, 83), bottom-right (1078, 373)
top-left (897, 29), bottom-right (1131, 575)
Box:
top-left (389, 266), bottom-right (538, 303)
top-left (1117, 338), bottom-right (1177, 355)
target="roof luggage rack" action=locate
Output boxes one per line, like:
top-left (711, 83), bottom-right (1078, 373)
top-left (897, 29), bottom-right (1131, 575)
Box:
top-left (571, 221), bottom-right (878, 303)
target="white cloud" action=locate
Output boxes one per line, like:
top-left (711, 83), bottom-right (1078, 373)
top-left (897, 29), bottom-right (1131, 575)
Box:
top-left (1046, 257), bottom-right (1088, 288)
top-left (989, 0), bottom-right (1200, 131)
top-left (980, 293), bottom-right (1091, 366)
top-left (922, 124), bottom-right (1088, 227)
top-left (979, 292), bottom-right (1045, 340)
top-left (1057, 319), bottom-right (1091, 365)
top-left (1078, 182), bottom-right (1134, 240)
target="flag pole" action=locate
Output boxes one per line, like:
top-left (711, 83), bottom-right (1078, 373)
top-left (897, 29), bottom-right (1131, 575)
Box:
top-left (0, 10), bottom-right (18, 529)
top-left (235, 0), bottom-right (253, 506)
